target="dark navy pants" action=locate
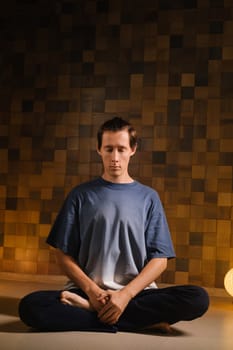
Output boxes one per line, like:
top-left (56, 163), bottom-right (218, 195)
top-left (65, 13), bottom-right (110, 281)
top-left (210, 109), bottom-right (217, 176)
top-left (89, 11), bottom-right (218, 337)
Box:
top-left (18, 285), bottom-right (209, 332)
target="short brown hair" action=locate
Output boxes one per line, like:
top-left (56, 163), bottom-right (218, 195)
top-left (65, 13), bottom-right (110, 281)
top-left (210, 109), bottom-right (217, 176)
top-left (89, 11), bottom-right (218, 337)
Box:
top-left (97, 117), bottom-right (137, 150)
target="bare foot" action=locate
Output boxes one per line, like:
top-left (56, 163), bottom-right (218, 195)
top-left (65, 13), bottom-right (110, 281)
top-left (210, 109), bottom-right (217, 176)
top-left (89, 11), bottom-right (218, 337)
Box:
top-left (60, 291), bottom-right (94, 311)
top-left (142, 322), bottom-right (173, 334)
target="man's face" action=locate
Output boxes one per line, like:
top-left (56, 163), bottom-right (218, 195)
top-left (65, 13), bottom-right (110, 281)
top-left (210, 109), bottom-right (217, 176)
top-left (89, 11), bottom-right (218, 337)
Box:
top-left (97, 130), bottom-right (136, 183)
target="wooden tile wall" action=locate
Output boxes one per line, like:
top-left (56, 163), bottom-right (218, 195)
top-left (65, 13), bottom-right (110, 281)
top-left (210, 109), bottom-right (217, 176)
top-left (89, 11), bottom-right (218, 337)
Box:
top-left (0, 0), bottom-right (232, 288)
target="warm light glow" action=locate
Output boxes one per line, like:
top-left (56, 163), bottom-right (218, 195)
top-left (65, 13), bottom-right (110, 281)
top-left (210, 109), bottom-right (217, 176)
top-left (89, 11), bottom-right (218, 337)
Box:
top-left (224, 269), bottom-right (233, 297)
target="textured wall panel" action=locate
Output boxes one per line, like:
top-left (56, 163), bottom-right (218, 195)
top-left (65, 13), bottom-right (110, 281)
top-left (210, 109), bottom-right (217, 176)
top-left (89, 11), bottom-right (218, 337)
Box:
top-left (0, 0), bottom-right (232, 288)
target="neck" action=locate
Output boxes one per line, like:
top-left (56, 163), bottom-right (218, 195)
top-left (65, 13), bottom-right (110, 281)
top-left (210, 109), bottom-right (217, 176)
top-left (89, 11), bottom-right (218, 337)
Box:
top-left (101, 174), bottom-right (134, 184)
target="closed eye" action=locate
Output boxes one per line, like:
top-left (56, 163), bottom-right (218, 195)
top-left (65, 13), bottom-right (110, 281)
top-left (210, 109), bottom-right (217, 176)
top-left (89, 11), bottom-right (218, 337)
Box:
top-left (118, 147), bottom-right (126, 152)
top-left (104, 147), bottom-right (113, 152)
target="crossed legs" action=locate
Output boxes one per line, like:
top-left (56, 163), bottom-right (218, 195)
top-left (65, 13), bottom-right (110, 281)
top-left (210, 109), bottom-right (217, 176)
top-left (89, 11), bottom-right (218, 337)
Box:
top-left (18, 285), bottom-right (209, 332)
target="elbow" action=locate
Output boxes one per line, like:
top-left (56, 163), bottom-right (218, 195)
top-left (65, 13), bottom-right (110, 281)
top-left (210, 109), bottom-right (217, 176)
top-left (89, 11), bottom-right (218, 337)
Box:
top-left (55, 248), bottom-right (72, 272)
top-left (161, 257), bottom-right (167, 272)
top-left (54, 248), bottom-right (65, 271)
top-left (55, 248), bottom-right (64, 263)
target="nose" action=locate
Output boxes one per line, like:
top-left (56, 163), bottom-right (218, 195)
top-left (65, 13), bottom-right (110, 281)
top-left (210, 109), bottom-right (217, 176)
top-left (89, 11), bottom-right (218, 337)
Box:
top-left (111, 149), bottom-right (119, 163)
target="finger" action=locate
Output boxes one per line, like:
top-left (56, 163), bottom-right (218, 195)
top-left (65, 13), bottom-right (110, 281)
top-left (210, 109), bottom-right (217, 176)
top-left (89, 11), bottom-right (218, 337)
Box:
top-left (98, 304), bottom-right (111, 318)
top-left (98, 302), bottom-right (118, 320)
top-left (99, 310), bottom-right (116, 324)
top-left (99, 311), bottom-right (119, 325)
top-left (97, 295), bottom-right (110, 304)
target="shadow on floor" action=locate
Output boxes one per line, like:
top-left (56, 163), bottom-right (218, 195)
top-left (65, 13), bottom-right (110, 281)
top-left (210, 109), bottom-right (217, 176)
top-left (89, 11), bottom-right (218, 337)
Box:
top-left (136, 327), bottom-right (188, 337)
top-left (0, 296), bottom-right (20, 316)
top-left (0, 321), bottom-right (188, 336)
top-left (0, 320), bottom-right (29, 333)
top-left (0, 296), bottom-right (30, 333)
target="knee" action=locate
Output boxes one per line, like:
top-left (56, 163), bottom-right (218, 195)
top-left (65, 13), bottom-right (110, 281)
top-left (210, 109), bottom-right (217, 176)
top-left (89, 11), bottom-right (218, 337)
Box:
top-left (187, 285), bottom-right (210, 318)
top-left (18, 290), bottom-right (56, 330)
top-left (18, 292), bottom-right (39, 328)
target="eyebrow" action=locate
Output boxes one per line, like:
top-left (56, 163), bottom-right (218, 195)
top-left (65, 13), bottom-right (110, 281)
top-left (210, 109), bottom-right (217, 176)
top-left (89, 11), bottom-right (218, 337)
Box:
top-left (103, 145), bottom-right (127, 149)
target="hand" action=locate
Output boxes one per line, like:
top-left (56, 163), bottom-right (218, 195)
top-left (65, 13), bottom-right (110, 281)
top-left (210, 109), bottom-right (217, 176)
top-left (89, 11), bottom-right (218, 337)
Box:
top-left (88, 289), bottom-right (109, 312)
top-left (97, 289), bottom-right (131, 325)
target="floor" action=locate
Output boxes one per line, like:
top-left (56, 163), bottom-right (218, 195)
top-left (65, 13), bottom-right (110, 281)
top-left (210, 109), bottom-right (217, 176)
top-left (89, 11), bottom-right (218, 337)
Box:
top-left (0, 278), bottom-right (233, 350)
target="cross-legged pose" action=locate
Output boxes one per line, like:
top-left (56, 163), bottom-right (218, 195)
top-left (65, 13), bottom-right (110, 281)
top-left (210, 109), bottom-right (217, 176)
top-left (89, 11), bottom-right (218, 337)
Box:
top-left (19, 117), bottom-right (209, 333)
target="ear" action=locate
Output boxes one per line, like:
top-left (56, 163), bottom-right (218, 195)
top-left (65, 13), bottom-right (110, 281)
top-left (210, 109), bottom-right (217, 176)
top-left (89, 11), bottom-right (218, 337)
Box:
top-left (96, 143), bottom-right (101, 156)
top-left (130, 144), bottom-right (137, 157)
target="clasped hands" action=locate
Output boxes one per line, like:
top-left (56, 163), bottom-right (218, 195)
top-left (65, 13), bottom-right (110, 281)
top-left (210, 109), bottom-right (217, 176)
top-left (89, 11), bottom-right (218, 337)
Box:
top-left (90, 289), bottom-right (131, 325)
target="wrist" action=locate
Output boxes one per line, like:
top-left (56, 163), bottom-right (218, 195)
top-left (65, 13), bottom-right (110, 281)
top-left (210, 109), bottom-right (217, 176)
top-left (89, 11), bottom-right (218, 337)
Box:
top-left (121, 286), bottom-right (135, 300)
top-left (85, 283), bottom-right (105, 299)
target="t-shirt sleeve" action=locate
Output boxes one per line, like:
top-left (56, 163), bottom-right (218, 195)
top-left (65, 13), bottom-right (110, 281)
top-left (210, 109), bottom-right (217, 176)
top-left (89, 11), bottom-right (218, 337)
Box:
top-left (145, 193), bottom-right (176, 260)
top-left (46, 189), bottom-right (80, 259)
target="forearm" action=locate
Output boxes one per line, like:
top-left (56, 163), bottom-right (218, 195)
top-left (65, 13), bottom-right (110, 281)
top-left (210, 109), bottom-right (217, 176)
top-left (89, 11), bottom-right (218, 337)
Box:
top-left (122, 257), bottom-right (167, 299)
top-left (55, 249), bottom-right (103, 298)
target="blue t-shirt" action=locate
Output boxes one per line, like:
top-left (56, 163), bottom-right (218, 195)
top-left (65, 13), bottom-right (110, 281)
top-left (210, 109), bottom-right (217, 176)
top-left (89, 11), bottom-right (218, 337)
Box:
top-left (47, 177), bottom-right (175, 290)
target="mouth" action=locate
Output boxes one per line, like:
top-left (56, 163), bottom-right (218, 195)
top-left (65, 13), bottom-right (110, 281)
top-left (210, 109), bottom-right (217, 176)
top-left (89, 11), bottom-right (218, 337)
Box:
top-left (110, 166), bottom-right (120, 170)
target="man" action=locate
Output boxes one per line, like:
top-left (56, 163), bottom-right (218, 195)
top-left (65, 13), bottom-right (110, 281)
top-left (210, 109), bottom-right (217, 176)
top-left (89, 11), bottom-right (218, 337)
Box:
top-left (19, 117), bottom-right (209, 333)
